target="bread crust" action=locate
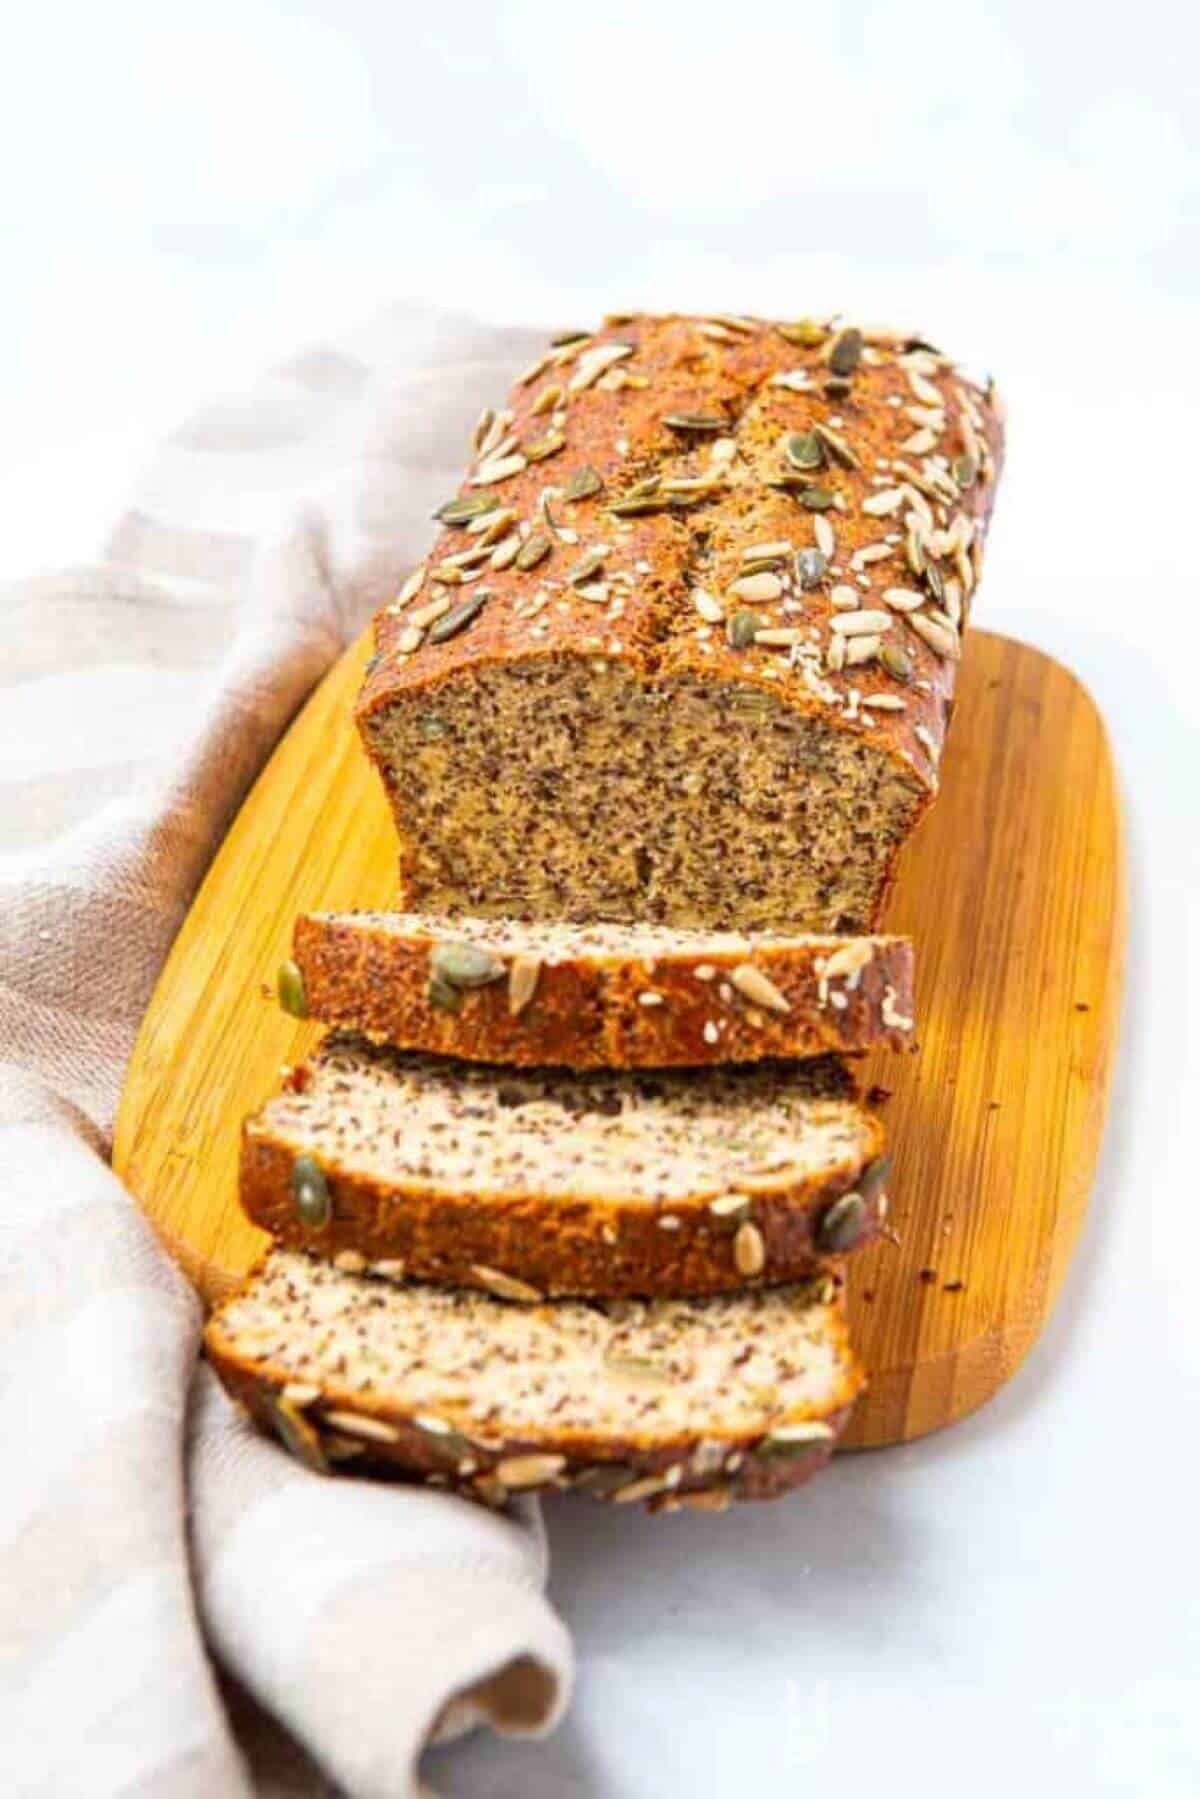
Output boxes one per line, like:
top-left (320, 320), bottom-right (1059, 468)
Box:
top-left (204, 1270), bottom-right (863, 1512)
top-left (240, 1054), bottom-right (889, 1298)
top-left (355, 313), bottom-right (1004, 929)
top-left (293, 912), bottom-right (915, 1068)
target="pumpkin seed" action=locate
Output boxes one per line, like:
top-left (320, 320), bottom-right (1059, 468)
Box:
top-left (417, 712), bottom-right (448, 741)
top-left (727, 610), bottom-right (759, 649)
top-left (785, 431), bottom-right (824, 470)
top-left (427, 592), bottom-right (488, 645)
top-left (435, 493), bottom-right (497, 526)
top-left (427, 973), bottom-right (462, 1013)
top-left (565, 465), bottom-right (604, 501)
top-left (823, 376), bottom-right (853, 399)
top-left (953, 452), bottom-right (978, 488)
top-left (550, 329), bottom-right (589, 348)
top-left (880, 642), bottom-right (915, 683)
top-left (567, 547), bottom-right (607, 586)
top-left (430, 941), bottom-right (505, 988)
top-left (574, 1464), bottom-right (635, 1497)
top-left (524, 429), bottom-right (565, 463)
top-left (816, 1191), bottom-right (868, 1253)
top-left (291, 1155), bottom-right (330, 1229)
top-left (777, 318), bottom-right (826, 346)
top-left (859, 1155), bottom-right (891, 1203)
top-left (663, 411), bottom-right (727, 432)
top-left (515, 533), bottom-right (552, 571)
top-left (269, 1395), bottom-right (329, 1474)
top-left (795, 547), bottom-right (827, 589)
top-left (798, 486), bottom-right (835, 511)
top-left (277, 959), bottom-right (308, 1018)
top-left (829, 328), bottom-right (863, 376)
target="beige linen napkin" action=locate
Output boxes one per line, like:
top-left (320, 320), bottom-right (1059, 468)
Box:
top-left (0, 301), bottom-right (573, 1797)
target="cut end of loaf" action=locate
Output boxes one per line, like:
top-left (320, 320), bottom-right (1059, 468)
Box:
top-left (361, 661), bottom-right (924, 933)
top-left (206, 1250), bottom-right (863, 1507)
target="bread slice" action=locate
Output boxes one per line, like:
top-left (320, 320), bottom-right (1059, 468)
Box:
top-left (287, 912), bottom-right (914, 1068)
top-left (357, 314), bottom-right (1003, 935)
top-left (241, 1034), bottom-right (889, 1297)
top-left (205, 1250), bottom-right (862, 1510)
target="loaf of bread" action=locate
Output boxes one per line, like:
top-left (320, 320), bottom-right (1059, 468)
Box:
top-left (205, 1250), bottom-right (862, 1510)
top-left (287, 912), bottom-right (914, 1068)
top-left (241, 1033), bottom-right (889, 1296)
top-left (357, 313), bottom-right (1003, 933)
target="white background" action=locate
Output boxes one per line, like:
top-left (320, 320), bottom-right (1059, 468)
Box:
top-left (4, 3), bottom-right (1198, 1793)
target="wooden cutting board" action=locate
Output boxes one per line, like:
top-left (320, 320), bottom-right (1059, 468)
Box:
top-left (112, 627), bottom-right (1125, 1449)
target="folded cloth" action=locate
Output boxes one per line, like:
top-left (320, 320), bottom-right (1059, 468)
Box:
top-left (0, 301), bottom-right (573, 1798)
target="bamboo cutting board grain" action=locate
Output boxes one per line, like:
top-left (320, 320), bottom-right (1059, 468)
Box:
top-left (112, 627), bottom-right (1124, 1449)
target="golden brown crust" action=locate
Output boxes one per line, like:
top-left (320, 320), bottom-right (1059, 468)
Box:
top-left (293, 913), bottom-right (915, 1069)
top-left (356, 313), bottom-right (1004, 866)
top-left (204, 1280), bottom-right (862, 1511)
top-left (240, 1045), bottom-right (889, 1298)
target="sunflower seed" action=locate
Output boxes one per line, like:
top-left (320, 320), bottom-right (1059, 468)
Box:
top-left (333, 1249), bottom-right (368, 1275)
top-left (489, 533), bottom-right (522, 570)
top-left (709, 1193), bottom-right (753, 1221)
top-left (430, 941), bottom-right (505, 988)
top-left (862, 489), bottom-right (906, 517)
top-left (692, 587), bottom-right (725, 623)
top-left (759, 1420), bottom-right (835, 1456)
top-left (813, 516), bottom-right (836, 559)
top-left (909, 612), bottom-right (961, 659)
top-left (730, 963), bottom-right (790, 1013)
top-left (508, 955), bottom-right (541, 1016)
top-left (471, 1265), bottom-right (544, 1304)
top-left (394, 566), bottom-right (427, 607)
top-left (612, 1467), bottom-right (682, 1503)
top-left (569, 343), bottom-right (634, 392)
top-left (831, 609), bottom-right (892, 636)
top-left (816, 1191), bottom-right (869, 1252)
top-left (567, 547), bottom-right (608, 586)
top-left (881, 586), bottom-right (925, 613)
top-left (604, 1352), bottom-right (671, 1382)
top-left (831, 585), bottom-right (859, 610)
top-left (515, 533), bottom-right (552, 571)
top-left (530, 383), bottom-right (563, 417)
top-left (734, 1221), bottom-right (766, 1276)
top-left (729, 571), bottom-right (783, 603)
top-left (323, 1410), bottom-right (401, 1445)
top-left (901, 427), bottom-right (937, 456)
top-left (754, 627), bottom-right (803, 647)
top-left (844, 634), bottom-right (882, 665)
top-left (741, 540), bottom-right (792, 563)
top-left (496, 1453), bottom-right (567, 1488)
top-left (813, 422), bottom-right (859, 469)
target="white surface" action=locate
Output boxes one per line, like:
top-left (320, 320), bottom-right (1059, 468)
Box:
top-left (5, 3), bottom-right (1198, 1793)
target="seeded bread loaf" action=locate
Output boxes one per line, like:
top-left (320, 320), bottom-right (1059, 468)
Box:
top-left (205, 1250), bottom-right (861, 1511)
top-left (357, 313), bottom-right (1003, 934)
top-left (286, 912), bottom-right (914, 1068)
top-left (241, 1033), bottom-right (888, 1297)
